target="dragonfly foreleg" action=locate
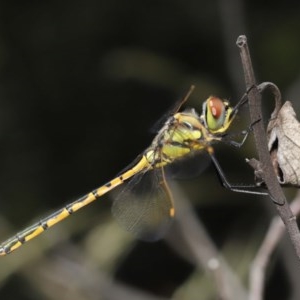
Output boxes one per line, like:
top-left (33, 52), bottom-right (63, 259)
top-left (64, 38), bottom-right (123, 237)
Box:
top-left (222, 118), bottom-right (262, 148)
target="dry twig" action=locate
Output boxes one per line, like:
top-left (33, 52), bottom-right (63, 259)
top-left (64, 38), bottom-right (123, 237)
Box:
top-left (236, 35), bottom-right (300, 260)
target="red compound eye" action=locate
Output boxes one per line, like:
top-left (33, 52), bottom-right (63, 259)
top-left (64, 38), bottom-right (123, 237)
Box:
top-left (208, 97), bottom-right (224, 119)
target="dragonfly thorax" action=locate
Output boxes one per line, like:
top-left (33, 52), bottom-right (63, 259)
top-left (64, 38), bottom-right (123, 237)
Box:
top-left (144, 95), bottom-right (235, 170)
top-left (144, 109), bottom-right (212, 169)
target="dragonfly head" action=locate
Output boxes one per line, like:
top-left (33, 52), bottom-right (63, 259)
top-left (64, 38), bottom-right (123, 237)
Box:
top-left (201, 96), bottom-right (235, 134)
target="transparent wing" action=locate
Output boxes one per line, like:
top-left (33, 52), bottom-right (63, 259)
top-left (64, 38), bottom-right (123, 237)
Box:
top-left (111, 167), bottom-right (174, 241)
top-left (166, 151), bottom-right (211, 180)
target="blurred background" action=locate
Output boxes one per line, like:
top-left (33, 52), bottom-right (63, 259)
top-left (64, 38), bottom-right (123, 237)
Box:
top-left (0, 0), bottom-right (300, 299)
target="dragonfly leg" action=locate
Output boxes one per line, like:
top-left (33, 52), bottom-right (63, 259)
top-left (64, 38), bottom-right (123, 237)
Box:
top-left (222, 118), bottom-right (262, 148)
top-left (231, 84), bottom-right (257, 114)
top-left (206, 146), bottom-right (269, 196)
top-left (208, 146), bottom-right (283, 205)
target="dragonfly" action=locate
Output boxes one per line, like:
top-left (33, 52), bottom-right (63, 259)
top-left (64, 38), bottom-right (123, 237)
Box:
top-left (0, 85), bottom-right (266, 256)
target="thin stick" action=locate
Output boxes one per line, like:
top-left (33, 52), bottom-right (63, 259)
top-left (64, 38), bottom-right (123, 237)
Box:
top-left (236, 35), bottom-right (300, 260)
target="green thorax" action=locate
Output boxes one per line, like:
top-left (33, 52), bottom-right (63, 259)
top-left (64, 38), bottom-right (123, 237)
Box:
top-left (144, 95), bottom-right (236, 169)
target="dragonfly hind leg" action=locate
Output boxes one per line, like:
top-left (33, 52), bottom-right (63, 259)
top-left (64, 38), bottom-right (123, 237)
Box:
top-left (207, 146), bottom-right (269, 196)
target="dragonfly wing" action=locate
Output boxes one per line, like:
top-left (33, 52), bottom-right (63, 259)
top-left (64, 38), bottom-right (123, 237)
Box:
top-left (111, 168), bottom-right (174, 241)
top-left (166, 151), bottom-right (211, 180)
